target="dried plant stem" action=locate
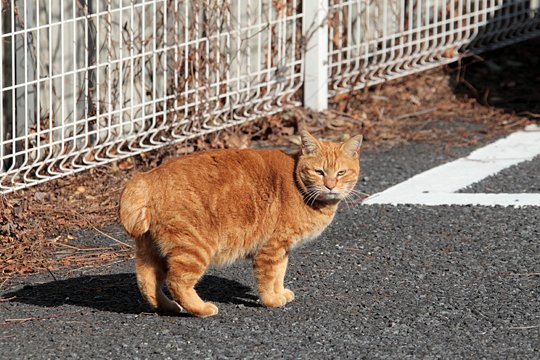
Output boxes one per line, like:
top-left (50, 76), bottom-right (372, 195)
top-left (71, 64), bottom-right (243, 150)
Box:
top-left (0, 313), bottom-right (75, 326)
top-left (90, 227), bottom-right (132, 249)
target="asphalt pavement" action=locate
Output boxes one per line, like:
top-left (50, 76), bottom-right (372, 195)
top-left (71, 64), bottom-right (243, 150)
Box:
top-left (1, 139), bottom-right (539, 359)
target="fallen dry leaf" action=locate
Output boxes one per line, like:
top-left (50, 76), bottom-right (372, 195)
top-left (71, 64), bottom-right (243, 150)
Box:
top-left (117, 158), bottom-right (135, 170)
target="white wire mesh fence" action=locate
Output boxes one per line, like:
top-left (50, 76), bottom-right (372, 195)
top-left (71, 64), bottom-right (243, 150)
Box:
top-left (327, 0), bottom-right (540, 96)
top-left (1, 0), bottom-right (539, 193)
top-left (0, 0), bottom-right (302, 192)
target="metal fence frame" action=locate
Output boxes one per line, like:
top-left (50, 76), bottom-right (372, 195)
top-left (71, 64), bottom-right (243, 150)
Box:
top-left (1, 0), bottom-right (540, 193)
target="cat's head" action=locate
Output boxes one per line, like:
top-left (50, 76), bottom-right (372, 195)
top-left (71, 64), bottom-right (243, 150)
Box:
top-left (295, 130), bottom-right (363, 204)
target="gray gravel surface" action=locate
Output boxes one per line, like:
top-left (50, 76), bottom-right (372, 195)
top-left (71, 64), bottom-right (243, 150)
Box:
top-left (1, 141), bottom-right (539, 359)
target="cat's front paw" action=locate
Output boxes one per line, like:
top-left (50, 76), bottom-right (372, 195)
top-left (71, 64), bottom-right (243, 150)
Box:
top-left (260, 292), bottom-right (294, 308)
top-left (261, 295), bottom-right (287, 308)
top-left (281, 288), bottom-right (295, 303)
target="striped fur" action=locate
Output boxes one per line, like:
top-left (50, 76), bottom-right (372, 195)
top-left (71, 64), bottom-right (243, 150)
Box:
top-left (119, 131), bottom-right (362, 317)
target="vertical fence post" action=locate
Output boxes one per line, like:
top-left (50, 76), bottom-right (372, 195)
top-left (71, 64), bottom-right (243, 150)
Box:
top-left (15, 0), bottom-right (36, 166)
top-left (303, 0), bottom-right (328, 112)
top-left (532, 0), bottom-right (540, 17)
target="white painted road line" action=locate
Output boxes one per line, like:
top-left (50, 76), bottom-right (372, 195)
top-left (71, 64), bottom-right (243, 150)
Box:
top-left (366, 193), bottom-right (540, 207)
top-left (364, 124), bottom-right (540, 207)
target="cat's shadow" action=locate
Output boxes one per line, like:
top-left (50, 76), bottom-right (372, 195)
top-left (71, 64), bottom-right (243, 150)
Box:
top-left (3, 273), bottom-right (260, 315)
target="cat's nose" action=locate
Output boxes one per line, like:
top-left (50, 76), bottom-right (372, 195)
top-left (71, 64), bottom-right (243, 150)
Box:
top-left (324, 178), bottom-right (337, 190)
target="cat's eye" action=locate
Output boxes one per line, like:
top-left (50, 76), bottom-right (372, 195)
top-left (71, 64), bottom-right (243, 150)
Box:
top-left (337, 170), bottom-right (347, 176)
top-left (314, 169), bottom-right (325, 176)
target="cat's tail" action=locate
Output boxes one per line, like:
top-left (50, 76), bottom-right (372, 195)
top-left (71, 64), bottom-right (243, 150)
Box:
top-left (119, 174), bottom-right (152, 238)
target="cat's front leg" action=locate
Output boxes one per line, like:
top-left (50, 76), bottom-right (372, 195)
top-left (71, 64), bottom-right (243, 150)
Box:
top-left (253, 247), bottom-right (295, 308)
top-left (273, 254), bottom-right (295, 303)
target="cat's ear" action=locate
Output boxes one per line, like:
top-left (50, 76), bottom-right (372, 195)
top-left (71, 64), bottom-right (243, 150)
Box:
top-left (300, 130), bottom-right (321, 156)
top-left (341, 134), bottom-right (363, 158)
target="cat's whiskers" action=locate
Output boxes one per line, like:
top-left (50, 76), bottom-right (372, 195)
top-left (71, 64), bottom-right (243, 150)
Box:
top-left (342, 188), bottom-right (371, 207)
top-left (303, 186), bottom-right (322, 206)
top-left (349, 189), bottom-right (371, 198)
top-left (303, 184), bottom-right (327, 206)
top-left (299, 186), bottom-right (315, 200)
top-left (337, 186), bottom-right (355, 209)
top-left (300, 185), bottom-right (316, 197)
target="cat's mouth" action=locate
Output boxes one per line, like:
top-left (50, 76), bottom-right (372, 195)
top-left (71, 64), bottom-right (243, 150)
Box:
top-left (301, 186), bottom-right (347, 204)
top-left (319, 191), bottom-right (344, 201)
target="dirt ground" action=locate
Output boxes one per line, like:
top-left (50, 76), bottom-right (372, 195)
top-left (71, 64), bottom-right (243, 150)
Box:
top-left (1, 37), bottom-right (539, 287)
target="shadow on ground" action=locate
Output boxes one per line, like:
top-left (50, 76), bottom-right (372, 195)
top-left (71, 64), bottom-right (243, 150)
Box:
top-left (449, 36), bottom-right (540, 120)
top-left (3, 273), bottom-right (259, 314)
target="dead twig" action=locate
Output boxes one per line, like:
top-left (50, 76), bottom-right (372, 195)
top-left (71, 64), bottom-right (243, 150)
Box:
top-left (90, 226), bottom-right (132, 249)
top-left (46, 268), bottom-right (57, 281)
top-left (0, 276), bottom-right (11, 290)
top-left (496, 273), bottom-right (540, 277)
top-left (328, 109), bottom-right (362, 122)
top-left (518, 111), bottom-right (540, 119)
top-left (55, 249), bottom-right (130, 262)
top-left (339, 247), bottom-right (365, 252)
top-left (54, 243), bottom-right (119, 252)
top-left (507, 325), bottom-right (539, 330)
top-left (395, 108), bottom-right (435, 121)
top-left (64, 257), bottom-right (133, 275)
top-left (68, 209), bottom-right (132, 249)
top-left (0, 312), bottom-right (75, 326)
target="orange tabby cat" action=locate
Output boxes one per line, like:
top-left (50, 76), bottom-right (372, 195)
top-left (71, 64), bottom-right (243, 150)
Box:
top-left (119, 130), bottom-right (363, 317)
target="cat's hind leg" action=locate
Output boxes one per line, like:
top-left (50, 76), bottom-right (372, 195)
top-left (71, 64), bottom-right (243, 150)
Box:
top-left (165, 241), bottom-right (218, 317)
top-left (135, 234), bottom-right (182, 315)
